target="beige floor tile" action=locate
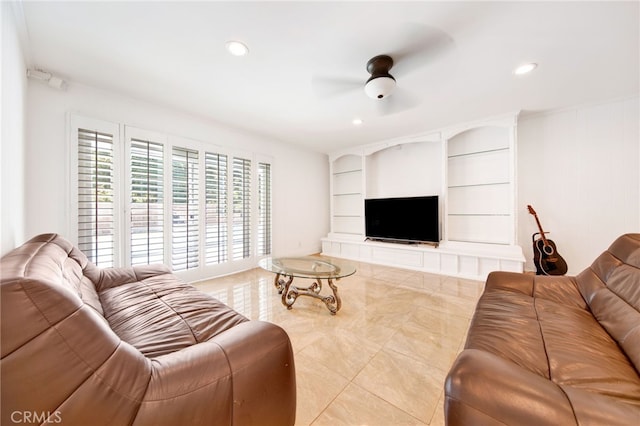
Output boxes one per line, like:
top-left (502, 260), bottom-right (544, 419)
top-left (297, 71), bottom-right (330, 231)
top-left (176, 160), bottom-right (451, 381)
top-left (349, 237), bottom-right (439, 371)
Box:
top-left (371, 267), bottom-right (421, 285)
top-left (398, 272), bottom-right (448, 293)
top-left (419, 292), bottom-right (478, 320)
top-left (440, 276), bottom-right (485, 300)
top-left (407, 305), bottom-right (471, 339)
top-left (298, 327), bottom-right (381, 380)
top-left (336, 311), bottom-right (398, 347)
top-left (430, 394), bottom-right (447, 426)
top-left (295, 352), bottom-right (350, 426)
top-left (312, 383), bottom-right (426, 426)
top-left (384, 321), bottom-right (462, 372)
top-left (353, 348), bottom-right (447, 423)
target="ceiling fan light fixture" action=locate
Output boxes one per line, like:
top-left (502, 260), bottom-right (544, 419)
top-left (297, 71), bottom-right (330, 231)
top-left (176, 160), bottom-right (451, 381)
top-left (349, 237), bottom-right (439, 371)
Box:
top-left (364, 75), bottom-right (396, 99)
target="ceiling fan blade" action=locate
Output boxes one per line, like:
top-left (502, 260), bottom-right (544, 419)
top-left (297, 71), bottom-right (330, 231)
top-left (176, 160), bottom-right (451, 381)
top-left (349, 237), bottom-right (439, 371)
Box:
top-left (376, 87), bottom-right (420, 116)
top-left (311, 75), bottom-right (362, 98)
top-left (389, 23), bottom-right (455, 79)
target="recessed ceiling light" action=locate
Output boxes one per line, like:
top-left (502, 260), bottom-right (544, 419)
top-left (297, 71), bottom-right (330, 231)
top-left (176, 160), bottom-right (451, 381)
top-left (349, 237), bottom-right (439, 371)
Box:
top-left (514, 63), bottom-right (537, 75)
top-left (225, 40), bottom-right (249, 56)
top-left (352, 118), bottom-right (363, 126)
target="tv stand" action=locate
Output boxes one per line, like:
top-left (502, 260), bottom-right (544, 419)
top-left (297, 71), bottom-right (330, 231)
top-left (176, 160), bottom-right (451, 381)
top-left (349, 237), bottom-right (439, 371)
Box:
top-left (365, 237), bottom-right (439, 248)
top-left (322, 236), bottom-right (524, 281)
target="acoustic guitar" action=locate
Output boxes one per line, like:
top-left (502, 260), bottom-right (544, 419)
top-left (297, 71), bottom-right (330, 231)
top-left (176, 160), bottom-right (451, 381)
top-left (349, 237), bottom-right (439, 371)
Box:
top-left (527, 205), bottom-right (568, 276)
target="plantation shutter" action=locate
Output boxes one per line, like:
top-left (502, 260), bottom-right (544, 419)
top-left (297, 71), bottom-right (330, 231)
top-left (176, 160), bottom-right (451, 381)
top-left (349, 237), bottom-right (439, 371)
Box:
top-left (77, 128), bottom-right (115, 267)
top-left (257, 162), bottom-right (272, 256)
top-left (172, 147), bottom-right (200, 270)
top-left (232, 157), bottom-right (251, 260)
top-left (130, 139), bottom-right (164, 265)
top-left (205, 152), bottom-right (228, 264)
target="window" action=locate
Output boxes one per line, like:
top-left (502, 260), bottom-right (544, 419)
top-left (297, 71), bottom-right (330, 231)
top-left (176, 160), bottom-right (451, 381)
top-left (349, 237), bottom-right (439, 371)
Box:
top-left (71, 116), bottom-right (273, 279)
top-left (77, 128), bottom-right (115, 267)
top-left (130, 138), bottom-right (165, 265)
top-left (232, 157), bottom-right (251, 260)
top-left (205, 152), bottom-right (228, 264)
top-left (257, 162), bottom-right (272, 256)
top-left (172, 147), bottom-right (199, 271)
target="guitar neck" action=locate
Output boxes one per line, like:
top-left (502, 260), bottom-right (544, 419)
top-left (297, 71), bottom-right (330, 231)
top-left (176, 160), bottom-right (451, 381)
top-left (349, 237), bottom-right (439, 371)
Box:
top-left (532, 213), bottom-right (549, 245)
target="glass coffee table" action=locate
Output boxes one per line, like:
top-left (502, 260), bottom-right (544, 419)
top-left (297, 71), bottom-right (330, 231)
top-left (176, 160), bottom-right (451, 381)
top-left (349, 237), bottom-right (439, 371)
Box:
top-left (259, 256), bottom-right (356, 315)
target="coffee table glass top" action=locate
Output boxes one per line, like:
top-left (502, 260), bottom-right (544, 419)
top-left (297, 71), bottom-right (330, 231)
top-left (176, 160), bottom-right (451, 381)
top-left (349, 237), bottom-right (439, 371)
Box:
top-left (259, 256), bottom-right (356, 279)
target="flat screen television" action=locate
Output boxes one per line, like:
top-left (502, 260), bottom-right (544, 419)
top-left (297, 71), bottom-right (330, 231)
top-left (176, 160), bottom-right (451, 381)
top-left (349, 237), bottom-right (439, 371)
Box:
top-left (365, 196), bottom-right (439, 244)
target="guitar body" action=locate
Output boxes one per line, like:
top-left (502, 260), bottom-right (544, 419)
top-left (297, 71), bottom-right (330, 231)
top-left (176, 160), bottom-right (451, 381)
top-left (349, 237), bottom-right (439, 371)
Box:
top-left (532, 236), bottom-right (568, 275)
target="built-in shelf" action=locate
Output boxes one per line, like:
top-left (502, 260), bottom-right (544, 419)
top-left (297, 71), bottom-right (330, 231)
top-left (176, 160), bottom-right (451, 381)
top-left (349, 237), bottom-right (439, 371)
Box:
top-left (446, 123), bottom-right (514, 246)
top-left (447, 147), bottom-right (509, 158)
top-left (330, 154), bottom-right (364, 239)
top-left (448, 182), bottom-right (510, 189)
top-left (333, 169), bottom-right (362, 175)
top-left (324, 112), bottom-right (523, 279)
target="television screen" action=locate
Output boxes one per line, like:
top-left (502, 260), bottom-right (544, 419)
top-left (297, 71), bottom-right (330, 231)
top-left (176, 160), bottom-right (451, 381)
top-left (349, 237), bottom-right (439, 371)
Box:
top-left (365, 196), bottom-right (439, 244)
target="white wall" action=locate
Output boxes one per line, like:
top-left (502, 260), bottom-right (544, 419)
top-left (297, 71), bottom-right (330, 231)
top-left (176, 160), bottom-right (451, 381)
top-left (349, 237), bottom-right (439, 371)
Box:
top-left (1, 2), bottom-right (28, 255)
top-left (518, 96), bottom-right (640, 274)
top-left (25, 81), bottom-right (329, 266)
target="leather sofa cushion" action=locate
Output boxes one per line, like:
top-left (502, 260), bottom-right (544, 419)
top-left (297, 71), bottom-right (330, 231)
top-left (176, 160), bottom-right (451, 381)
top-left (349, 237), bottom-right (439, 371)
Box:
top-left (1, 233), bottom-right (105, 317)
top-left (100, 275), bottom-right (247, 357)
top-left (465, 271), bottom-right (640, 410)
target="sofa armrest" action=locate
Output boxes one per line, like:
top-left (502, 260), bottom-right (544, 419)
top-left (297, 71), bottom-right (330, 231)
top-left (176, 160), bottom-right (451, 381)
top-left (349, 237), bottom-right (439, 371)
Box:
top-left (133, 321), bottom-right (295, 426)
top-left (445, 349), bottom-right (577, 426)
top-left (93, 264), bottom-right (172, 291)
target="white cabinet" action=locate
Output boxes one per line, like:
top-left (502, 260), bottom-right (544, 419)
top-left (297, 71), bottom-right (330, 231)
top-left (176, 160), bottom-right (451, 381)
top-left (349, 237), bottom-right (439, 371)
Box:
top-left (320, 238), bottom-right (524, 281)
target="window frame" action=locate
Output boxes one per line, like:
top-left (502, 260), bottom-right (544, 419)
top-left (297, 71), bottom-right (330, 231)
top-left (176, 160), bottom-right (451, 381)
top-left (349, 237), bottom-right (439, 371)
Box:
top-left (69, 115), bottom-right (273, 280)
top-left (204, 151), bottom-right (229, 266)
top-left (124, 126), bottom-right (170, 267)
top-left (257, 161), bottom-right (273, 257)
top-left (171, 145), bottom-right (201, 271)
top-left (68, 115), bottom-right (122, 267)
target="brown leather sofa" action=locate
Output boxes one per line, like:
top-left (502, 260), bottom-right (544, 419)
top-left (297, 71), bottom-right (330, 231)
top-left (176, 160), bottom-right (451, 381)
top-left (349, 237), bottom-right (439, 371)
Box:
top-left (1, 233), bottom-right (296, 425)
top-left (445, 233), bottom-right (640, 425)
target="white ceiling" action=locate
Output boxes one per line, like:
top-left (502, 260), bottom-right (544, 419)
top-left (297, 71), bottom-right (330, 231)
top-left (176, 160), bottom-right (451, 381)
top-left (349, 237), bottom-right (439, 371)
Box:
top-left (21, 1), bottom-right (640, 153)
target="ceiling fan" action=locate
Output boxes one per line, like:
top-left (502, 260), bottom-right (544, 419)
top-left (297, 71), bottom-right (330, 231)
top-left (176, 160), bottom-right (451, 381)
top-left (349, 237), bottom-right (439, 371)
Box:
top-left (312, 24), bottom-right (455, 115)
top-left (363, 55), bottom-right (396, 100)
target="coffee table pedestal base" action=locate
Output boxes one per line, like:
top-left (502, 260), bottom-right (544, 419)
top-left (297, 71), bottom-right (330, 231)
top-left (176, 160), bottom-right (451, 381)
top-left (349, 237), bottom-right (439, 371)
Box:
top-left (274, 274), bottom-right (341, 315)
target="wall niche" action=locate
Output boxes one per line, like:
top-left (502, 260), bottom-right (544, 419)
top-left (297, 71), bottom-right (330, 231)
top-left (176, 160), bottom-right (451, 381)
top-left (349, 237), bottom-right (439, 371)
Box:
top-left (366, 141), bottom-right (441, 199)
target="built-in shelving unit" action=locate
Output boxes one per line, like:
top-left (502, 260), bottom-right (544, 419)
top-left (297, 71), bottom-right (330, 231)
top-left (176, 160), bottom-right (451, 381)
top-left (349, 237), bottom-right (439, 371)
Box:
top-left (322, 112), bottom-right (524, 281)
top-left (445, 125), bottom-right (515, 245)
top-left (330, 154), bottom-right (364, 239)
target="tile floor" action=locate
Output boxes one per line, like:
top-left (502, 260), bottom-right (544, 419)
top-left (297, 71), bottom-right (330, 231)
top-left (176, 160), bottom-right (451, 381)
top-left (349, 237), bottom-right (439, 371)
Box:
top-left (194, 257), bottom-right (484, 426)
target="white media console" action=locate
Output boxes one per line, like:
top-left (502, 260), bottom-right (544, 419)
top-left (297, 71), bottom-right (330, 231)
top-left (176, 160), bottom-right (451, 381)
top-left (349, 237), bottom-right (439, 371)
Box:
top-left (322, 237), bottom-right (524, 281)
